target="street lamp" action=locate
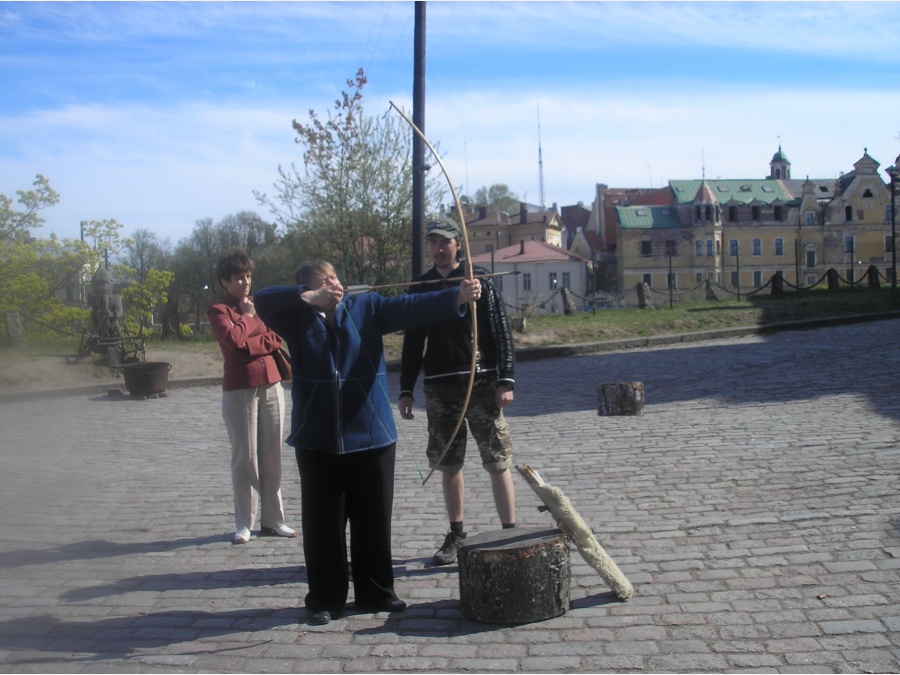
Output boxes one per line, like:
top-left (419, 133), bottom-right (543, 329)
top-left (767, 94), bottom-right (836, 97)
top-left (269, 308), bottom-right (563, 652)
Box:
top-left (887, 157), bottom-right (900, 305)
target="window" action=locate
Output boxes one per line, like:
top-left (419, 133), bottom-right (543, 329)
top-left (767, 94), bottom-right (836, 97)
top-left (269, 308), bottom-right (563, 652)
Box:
top-left (728, 206), bottom-right (737, 221)
top-left (696, 239), bottom-right (703, 256)
top-left (753, 271), bottom-right (763, 288)
top-left (665, 240), bottom-right (676, 256)
top-left (752, 239), bottom-right (762, 256)
top-left (522, 273), bottom-right (531, 291)
top-left (844, 234), bottom-right (856, 255)
top-left (642, 273), bottom-right (652, 287)
top-left (752, 206), bottom-right (760, 221)
top-left (705, 204), bottom-right (712, 220)
top-left (549, 272), bottom-right (558, 290)
top-left (562, 272), bottom-right (571, 289)
top-left (729, 239), bottom-right (739, 256)
top-left (886, 205), bottom-right (892, 222)
top-left (706, 239), bottom-right (713, 256)
top-left (730, 271), bottom-right (739, 288)
top-left (844, 236), bottom-right (854, 254)
top-left (806, 250), bottom-right (817, 268)
top-left (774, 206), bottom-right (782, 221)
top-left (863, 189), bottom-right (874, 198)
top-left (695, 205), bottom-right (702, 221)
top-left (695, 272), bottom-right (703, 283)
top-left (640, 241), bottom-right (652, 256)
top-left (806, 274), bottom-right (817, 287)
top-left (775, 238), bottom-right (784, 256)
top-left (805, 212), bottom-right (814, 226)
top-left (886, 234), bottom-right (894, 253)
top-left (845, 206), bottom-right (853, 221)
top-left (667, 272), bottom-right (677, 289)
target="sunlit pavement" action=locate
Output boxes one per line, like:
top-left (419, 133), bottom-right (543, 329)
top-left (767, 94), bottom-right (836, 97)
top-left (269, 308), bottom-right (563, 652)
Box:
top-left (0, 319), bottom-right (898, 673)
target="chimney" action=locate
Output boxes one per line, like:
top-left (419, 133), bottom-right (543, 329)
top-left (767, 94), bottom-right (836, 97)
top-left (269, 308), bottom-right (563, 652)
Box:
top-left (479, 206), bottom-right (486, 219)
top-left (519, 203), bottom-right (527, 223)
top-left (519, 240), bottom-right (525, 255)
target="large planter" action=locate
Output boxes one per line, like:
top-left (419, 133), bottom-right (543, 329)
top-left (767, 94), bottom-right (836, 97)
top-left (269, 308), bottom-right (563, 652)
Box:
top-left (121, 362), bottom-right (172, 396)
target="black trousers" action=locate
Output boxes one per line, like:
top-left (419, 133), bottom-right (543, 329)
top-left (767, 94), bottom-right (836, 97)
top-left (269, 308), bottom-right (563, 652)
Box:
top-left (296, 444), bottom-right (399, 613)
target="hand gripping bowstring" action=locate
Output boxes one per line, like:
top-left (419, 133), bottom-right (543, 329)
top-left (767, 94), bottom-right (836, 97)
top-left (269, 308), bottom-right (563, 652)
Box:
top-left (389, 101), bottom-right (477, 486)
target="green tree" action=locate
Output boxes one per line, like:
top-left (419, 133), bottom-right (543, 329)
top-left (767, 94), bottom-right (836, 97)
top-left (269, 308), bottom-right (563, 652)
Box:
top-left (472, 184), bottom-right (520, 214)
top-left (256, 68), bottom-right (445, 288)
top-left (0, 174), bottom-right (59, 242)
top-left (0, 238), bottom-right (91, 342)
top-left (119, 268), bottom-right (175, 335)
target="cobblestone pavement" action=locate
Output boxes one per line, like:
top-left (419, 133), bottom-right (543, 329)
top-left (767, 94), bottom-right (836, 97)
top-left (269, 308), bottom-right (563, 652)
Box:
top-left (0, 320), bottom-right (898, 673)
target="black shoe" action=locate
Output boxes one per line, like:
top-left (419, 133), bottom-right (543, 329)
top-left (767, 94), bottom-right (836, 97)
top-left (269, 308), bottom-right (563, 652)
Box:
top-left (306, 609), bottom-right (341, 625)
top-left (355, 598), bottom-right (407, 613)
top-left (433, 530), bottom-right (466, 566)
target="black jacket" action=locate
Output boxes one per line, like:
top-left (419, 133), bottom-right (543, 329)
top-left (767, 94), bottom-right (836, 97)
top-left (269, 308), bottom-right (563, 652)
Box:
top-left (399, 264), bottom-right (515, 398)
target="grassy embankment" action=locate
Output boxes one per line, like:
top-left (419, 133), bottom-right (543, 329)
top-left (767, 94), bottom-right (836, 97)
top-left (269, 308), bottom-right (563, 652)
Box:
top-left (5, 286), bottom-right (899, 363)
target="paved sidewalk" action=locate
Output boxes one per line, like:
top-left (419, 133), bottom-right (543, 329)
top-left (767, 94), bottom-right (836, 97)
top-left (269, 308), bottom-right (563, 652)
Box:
top-left (0, 320), bottom-right (898, 673)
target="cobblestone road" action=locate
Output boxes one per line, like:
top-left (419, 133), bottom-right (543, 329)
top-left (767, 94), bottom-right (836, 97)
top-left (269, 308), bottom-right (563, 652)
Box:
top-left (0, 320), bottom-right (898, 673)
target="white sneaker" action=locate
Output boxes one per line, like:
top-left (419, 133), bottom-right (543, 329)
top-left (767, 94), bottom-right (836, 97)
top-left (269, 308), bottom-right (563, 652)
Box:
top-left (261, 524), bottom-right (297, 538)
top-left (234, 528), bottom-right (251, 544)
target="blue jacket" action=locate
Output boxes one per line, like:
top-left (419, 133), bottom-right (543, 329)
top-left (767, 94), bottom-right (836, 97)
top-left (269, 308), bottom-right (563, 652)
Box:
top-left (254, 285), bottom-right (464, 455)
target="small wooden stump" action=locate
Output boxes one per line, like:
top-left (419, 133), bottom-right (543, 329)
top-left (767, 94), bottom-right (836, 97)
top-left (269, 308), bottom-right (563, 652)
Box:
top-left (458, 527), bottom-right (570, 624)
top-left (597, 382), bottom-right (644, 416)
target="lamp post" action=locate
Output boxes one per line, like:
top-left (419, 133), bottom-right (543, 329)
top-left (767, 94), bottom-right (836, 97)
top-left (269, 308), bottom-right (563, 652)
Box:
top-left (887, 158), bottom-right (899, 305)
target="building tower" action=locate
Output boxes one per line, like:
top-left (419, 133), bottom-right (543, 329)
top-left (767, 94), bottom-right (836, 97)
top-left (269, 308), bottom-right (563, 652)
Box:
top-left (770, 144), bottom-right (791, 179)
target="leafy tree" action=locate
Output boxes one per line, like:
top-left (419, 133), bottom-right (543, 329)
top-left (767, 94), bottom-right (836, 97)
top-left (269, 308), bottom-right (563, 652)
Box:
top-left (471, 184), bottom-right (521, 214)
top-left (0, 238), bottom-right (91, 342)
top-left (119, 268), bottom-right (175, 335)
top-left (82, 218), bottom-right (127, 268)
top-left (256, 68), bottom-right (445, 288)
top-left (0, 174), bottom-right (59, 242)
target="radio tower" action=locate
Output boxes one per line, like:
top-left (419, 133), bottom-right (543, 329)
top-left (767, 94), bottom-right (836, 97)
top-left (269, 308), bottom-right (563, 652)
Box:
top-left (538, 106), bottom-right (546, 209)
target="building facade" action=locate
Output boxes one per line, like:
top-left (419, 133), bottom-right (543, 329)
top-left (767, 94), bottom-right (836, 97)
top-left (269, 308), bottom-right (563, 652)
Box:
top-left (614, 148), bottom-right (895, 295)
top-left (470, 239), bottom-right (591, 315)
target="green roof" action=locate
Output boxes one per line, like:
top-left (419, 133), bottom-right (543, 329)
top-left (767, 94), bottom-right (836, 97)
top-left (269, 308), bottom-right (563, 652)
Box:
top-left (669, 179), bottom-right (791, 206)
top-left (616, 205), bottom-right (681, 229)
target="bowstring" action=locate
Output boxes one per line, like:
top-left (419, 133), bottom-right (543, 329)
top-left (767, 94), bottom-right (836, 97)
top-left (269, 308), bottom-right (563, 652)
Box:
top-left (342, 303), bottom-right (425, 482)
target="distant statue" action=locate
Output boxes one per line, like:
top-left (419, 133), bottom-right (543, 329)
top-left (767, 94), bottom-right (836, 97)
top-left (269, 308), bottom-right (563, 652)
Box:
top-left (90, 267), bottom-right (123, 339)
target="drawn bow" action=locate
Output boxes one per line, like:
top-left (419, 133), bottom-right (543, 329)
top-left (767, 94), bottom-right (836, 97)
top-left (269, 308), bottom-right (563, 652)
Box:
top-left (389, 101), bottom-right (477, 485)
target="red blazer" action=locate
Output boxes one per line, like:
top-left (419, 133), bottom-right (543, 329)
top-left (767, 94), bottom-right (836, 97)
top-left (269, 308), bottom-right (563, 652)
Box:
top-left (208, 295), bottom-right (283, 392)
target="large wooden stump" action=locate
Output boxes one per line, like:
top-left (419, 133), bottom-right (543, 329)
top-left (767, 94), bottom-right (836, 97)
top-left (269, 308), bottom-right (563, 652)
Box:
top-left (597, 382), bottom-right (644, 416)
top-left (458, 527), bottom-right (570, 624)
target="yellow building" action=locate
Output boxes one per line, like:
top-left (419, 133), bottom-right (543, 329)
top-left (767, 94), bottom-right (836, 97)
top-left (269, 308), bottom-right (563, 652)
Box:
top-left (615, 149), bottom-right (895, 296)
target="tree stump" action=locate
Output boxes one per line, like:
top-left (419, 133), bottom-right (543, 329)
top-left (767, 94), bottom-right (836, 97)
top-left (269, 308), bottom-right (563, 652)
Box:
top-left (458, 527), bottom-right (570, 624)
top-left (597, 382), bottom-right (644, 416)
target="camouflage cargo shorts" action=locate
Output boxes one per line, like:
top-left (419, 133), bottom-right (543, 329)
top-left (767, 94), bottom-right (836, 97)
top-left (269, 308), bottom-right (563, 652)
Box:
top-left (423, 376), bottom-right (513, 473)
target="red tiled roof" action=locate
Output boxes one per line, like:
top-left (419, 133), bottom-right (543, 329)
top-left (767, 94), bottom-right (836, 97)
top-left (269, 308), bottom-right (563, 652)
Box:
top-left (470, 239), bottom-right (591, 265)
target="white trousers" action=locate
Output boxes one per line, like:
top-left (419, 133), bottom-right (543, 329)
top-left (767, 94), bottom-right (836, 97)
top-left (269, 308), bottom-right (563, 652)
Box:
top-left (221, 383), bottom-right (286, 532)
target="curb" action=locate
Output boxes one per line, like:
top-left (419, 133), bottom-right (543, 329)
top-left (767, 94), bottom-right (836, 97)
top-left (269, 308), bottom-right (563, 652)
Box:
top-left (3, 310), bottom-right (899, 404)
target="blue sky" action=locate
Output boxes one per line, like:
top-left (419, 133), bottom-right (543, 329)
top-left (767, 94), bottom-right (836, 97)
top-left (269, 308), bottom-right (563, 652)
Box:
top-left (2, 1), bottom-right (900, 244)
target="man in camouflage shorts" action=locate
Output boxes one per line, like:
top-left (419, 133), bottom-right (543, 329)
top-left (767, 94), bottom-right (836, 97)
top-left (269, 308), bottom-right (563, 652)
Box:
top-left (398, 217), bottom-right (517, 566)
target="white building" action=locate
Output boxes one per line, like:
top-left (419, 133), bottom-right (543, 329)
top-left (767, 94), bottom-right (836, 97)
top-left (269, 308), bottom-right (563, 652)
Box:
top-left (470, 239), bottom-right (592, 316)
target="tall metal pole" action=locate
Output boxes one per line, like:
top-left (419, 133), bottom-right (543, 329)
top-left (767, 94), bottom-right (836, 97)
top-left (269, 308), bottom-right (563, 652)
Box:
top-left (411, 1), bottom-right (426, 277)
top-left (890, 161), bottom-right (898, 304)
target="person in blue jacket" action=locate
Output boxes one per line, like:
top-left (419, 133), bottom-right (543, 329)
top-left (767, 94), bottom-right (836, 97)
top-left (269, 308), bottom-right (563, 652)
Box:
top-left (254, 260), bottom-right (481, 626)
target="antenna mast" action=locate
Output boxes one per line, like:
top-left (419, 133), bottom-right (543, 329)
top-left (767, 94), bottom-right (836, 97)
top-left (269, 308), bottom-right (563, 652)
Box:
top-left (538, 106), bottom-right (546, 208)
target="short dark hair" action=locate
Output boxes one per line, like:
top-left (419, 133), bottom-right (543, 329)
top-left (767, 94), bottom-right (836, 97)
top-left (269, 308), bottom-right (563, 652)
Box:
top-left (216, 247), bottom-right (253, 284)
top-left (294, 260), bottom-right (335, 285)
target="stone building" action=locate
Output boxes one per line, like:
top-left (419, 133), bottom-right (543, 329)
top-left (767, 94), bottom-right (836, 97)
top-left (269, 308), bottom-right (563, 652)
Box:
top-left (613, 148), bottom-right (895, 295)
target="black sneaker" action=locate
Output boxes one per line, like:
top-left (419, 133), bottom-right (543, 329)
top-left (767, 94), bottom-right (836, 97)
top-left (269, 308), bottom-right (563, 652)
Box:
top-left (433, 530), bottom-right (466, 566)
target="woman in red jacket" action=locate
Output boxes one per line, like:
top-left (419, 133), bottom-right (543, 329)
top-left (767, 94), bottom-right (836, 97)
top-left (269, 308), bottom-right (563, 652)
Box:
top-left (207, 247), bottom-right (296, 544)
